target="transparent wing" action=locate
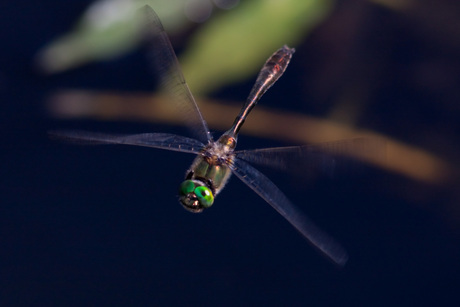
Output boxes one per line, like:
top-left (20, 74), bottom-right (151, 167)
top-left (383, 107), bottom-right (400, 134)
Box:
top-left (139, 6), bottom-right (211, 144)
top-left (230, 158), bottom-right (349, 266)
top-left (49, 130), bottom-right (204, 154)
top-left (235, 138), bottom-right (385, 178)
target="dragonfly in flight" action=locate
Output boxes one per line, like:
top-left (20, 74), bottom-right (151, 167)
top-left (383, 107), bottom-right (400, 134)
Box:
top-left (51, 5), bottom-right (352, 266)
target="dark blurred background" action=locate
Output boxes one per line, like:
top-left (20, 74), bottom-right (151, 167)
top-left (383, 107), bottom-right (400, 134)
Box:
top-left (1, 0), bottom-right (459, 305)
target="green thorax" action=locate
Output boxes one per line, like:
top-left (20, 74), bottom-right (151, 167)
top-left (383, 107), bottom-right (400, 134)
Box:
top-left (187, 134), bottom-right (236, 195)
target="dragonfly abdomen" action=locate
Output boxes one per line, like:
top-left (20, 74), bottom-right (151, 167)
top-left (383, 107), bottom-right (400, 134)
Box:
top-left (227, 45), bottom-right (295, 137)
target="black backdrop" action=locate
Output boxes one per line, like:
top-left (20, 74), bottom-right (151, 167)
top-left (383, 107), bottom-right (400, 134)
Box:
top-left (1, 1), bottom-right (459, 305)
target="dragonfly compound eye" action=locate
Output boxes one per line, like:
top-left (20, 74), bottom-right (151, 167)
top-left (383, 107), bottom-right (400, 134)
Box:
top-left (178, 180), bottom-right (213, 212)
top-left (179, 180), bottom-right (195, 195)
top-left (194, 186), bottom-right (214, 208)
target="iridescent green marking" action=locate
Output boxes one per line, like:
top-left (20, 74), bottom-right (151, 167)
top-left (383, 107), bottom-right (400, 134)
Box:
top-left (178, 180), bottom-right (214, 211)
top-left (195, 186), bottom-right (213, 208)
top-left (179, 180), bottom-right (195, 195)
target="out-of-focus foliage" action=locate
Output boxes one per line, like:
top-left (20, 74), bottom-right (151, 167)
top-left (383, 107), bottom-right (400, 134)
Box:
top-left (179, 0), bottom-right (334, 94)
top-left (37, 0), bottom-right (333, 95)
top-left (36, 0), bottom-right (194, 73)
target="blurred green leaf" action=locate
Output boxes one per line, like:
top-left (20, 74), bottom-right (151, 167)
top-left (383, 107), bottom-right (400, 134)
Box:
top-left (180, 0), bottom-right (334, 95)
top-left (37, 0), bottom-right (334, 94)
top-left (36, 0), bottom-right (190, 73)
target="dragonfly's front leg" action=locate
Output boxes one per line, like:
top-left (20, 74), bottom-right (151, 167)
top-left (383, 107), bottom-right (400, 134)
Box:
top-left (185, 170), bottom-right (194, 180)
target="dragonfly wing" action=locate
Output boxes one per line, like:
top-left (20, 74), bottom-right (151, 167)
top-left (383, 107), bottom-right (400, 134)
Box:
top-left (139, 6), bottom-right (211, 144)
top-left (49, 130), bottom-right (204, 154)
top-left (235, 138), bottom-right (385, 178)
top-left (230, 158), bottom-right (349, 266)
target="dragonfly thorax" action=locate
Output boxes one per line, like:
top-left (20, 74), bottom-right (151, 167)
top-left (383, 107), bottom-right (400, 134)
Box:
top-left (178, 134), bottom-right (236, 213)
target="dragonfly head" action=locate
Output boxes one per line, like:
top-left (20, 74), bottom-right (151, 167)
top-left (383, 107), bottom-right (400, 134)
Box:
top-left (178, 180), bottom-right (214, 213)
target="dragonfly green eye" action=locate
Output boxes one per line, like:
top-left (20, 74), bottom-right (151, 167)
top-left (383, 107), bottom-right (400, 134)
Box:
top-left (179, 180), bottom-right (195, 195)
top-left (195, 186), bottom-right (214, 208)
top-left (178, 180), bottom-right (214, 213)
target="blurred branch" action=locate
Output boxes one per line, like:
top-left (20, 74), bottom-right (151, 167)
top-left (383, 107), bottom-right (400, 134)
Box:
top-left (47, 90), bottom-right (455, 185)
top-left (369, 0), bottom-right (414, 10)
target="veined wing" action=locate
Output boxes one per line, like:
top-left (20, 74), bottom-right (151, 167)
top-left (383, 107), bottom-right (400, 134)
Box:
top-left (235, 138), bottom-right (385, 177)
top-left (49, 130), bottom-right (204, 154)
top-left (139, 6), bottom-right (211, 143)
top-left (230, 158), bottom-right (349, 266)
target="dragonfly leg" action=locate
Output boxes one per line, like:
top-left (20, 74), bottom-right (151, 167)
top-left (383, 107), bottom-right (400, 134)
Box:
top-left (185, 170), bottom-right (194, 180)
top-left (205, 178), bottom-right (216, 195)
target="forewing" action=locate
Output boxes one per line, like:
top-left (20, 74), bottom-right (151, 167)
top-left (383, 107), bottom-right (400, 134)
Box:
top-left (139, 6), bottom-right (211, 143)
top-left (49, 130), bottom-right (204, 154)
top-left (230, 158), bottom-right (348, 266)
top-left (236, 138), bottom-right (385, 178)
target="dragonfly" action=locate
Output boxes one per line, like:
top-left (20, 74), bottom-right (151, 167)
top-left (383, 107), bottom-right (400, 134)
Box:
top-left (51, 5), bottom-right (351, 266)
